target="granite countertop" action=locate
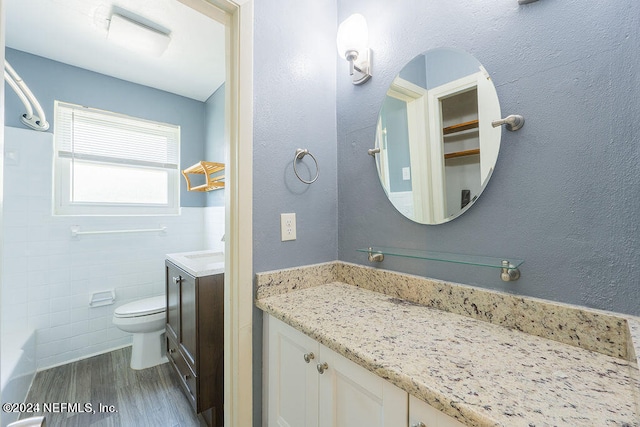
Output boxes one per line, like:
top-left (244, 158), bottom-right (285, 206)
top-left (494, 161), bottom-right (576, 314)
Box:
top-left (256, 280), bottom-right (640, 427)
top-left (165, 250), bottom-right (224, 277)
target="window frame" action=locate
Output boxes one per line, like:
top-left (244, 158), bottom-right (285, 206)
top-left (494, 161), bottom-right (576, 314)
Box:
top-left (53, 101), bottom-right (181, 216)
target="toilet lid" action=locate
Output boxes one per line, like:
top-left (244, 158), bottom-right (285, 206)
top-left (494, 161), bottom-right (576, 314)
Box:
top-left (114, 295), bottom-right (165, 318)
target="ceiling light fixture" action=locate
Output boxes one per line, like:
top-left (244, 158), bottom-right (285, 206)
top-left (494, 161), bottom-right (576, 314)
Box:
top-left (108, 13), bottom-right (171, 57)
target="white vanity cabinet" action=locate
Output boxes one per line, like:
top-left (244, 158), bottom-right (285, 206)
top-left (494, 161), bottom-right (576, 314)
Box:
top-left (264, 315), bottom-right (407, 427)
top-left (409, 395), bottom-right (467, 427)
top-left (265, 314), bottom-right (319, 426)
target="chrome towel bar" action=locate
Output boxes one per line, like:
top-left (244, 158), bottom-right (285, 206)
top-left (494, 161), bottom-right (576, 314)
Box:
top-left (71, 226), bottom-right (167, 237)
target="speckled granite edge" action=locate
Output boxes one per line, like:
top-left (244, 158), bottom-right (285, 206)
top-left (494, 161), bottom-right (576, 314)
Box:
top-left (630, 318), bottom-right (640, 415)
top-left (256, 260), bottom-right (636, 361)
top-left (255, 261), bottom-right (337, 299)
top-left (629, 318), bottom-right (640, 367)
top-left (337, 261), bottom-right (633, 361)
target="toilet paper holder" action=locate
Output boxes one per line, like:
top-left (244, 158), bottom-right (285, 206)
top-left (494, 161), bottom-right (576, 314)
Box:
top-left (89, 290), bottom-right (116, 307)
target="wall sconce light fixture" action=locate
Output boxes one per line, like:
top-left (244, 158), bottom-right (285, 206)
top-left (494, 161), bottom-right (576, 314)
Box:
top-left (336, 14), bottom-right (372, 85)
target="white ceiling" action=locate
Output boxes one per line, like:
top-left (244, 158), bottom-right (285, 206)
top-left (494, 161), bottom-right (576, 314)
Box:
top-left (5, 0), bottom-right (226, 102)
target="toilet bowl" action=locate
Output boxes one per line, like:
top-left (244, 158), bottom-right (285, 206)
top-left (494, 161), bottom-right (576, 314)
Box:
top-left (112, 295), bottom-right (167, 370)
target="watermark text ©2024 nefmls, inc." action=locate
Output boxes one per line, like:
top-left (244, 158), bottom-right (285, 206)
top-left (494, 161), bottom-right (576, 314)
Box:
top-left (2, 402), bottom-right (117, 415)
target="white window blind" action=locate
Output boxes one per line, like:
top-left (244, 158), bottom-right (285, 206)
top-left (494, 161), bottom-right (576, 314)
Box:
top-left (53, 101), bottom-right (180, 215)
top-left (55, 101), bottom-right (179, 169)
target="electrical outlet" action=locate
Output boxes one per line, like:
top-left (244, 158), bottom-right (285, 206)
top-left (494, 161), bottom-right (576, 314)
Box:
top-left (280, 213), bottom-right (296, 241)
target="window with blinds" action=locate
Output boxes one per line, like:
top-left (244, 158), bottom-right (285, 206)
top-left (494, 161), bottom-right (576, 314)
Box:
top-left (53, 101), bottom-right (180, 215)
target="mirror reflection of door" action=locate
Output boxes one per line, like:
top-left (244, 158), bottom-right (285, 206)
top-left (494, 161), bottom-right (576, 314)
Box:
top-left (375, 114), bottom-right (391, 201)
top-left (380, 78), bottom-right (430, 222)
top-left (374, 48), bottom-right (502, 225)
top-left (430, 76), bottom-right (481, 220)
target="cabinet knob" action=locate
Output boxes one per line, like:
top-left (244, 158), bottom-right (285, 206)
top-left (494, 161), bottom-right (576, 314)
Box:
top-left (316, 362), bottom-right (328, 374)
top-left (411, 423), bottom-right (426, 427)
top-left (303, 352), bottom-right (315, 363)
top-left (168, 348), bottom-right (176, 354)
top-left (183, 374), bottom-right (191, 381)
top-left (172, 276), bottom-right (182, 284)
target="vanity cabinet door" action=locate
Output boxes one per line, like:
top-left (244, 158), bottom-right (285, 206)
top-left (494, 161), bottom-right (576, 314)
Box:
top-left (166, 261), bottom-right (197, 369)
top-left (179, 272), bottom-right (197, 368)
top-left (265, 315), bottom-right (407, 427)
top-left (265, 315), bottom-right (320, 427)
top-left (166, 263), bottom-right (182, 341)
top-left (318, 345), bottom-right (407, 427)
top-left (409, 395), bottom-right (466, 427)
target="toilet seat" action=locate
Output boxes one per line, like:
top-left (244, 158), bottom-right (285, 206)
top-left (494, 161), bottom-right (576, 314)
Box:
top-left (114, 295), bottom-right (165, 318)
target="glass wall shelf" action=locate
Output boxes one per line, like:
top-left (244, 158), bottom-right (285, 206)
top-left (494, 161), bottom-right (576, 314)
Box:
top-left (356, 246), bottom-right (523, 281)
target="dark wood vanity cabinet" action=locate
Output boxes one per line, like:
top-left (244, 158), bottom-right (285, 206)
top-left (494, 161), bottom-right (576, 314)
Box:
top-left (165, 260), bottom-right (224, 427)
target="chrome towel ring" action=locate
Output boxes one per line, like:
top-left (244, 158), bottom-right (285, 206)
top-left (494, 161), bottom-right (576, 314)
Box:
top-left (293, 148), bottom-right (319, 184)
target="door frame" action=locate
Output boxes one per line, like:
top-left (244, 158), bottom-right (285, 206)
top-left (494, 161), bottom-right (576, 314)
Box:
top-left (427, 73), bottom-right (478, 222)
top-left (0, 2), bottom-right (5, 419)
top-left (386, 77), bottom-right (432, 223)
top-left (178, 1), bottom-right (254, 426)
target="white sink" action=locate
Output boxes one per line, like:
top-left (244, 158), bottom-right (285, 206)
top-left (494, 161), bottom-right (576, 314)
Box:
top-left (166, 250), bottom-right (225, 277)
top-left (184, 252), bottom-right (225, 263)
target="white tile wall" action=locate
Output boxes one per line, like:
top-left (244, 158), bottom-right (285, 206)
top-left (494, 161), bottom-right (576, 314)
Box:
top-left (2, 127), bottom-right (224, 369)
top-left (204, 206), bottom-right (225, 252)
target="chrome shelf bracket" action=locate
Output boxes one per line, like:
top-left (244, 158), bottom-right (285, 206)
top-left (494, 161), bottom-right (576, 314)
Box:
top-left (491, 114), bottom-right (525, 131)
top-left (367, 247), bottom-right (384, 262)
top-left (501, 260), bottom-right (521, 281)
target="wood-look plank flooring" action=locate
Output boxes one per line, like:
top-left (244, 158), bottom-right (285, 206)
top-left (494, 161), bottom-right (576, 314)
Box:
top-left (21, 347), bottom-right (202, 427)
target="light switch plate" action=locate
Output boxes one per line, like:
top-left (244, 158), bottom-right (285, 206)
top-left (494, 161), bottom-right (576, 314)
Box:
top-left (402, 167), bottom-right (411, 181)
top-left (280, 213), bottom-right (296, 241)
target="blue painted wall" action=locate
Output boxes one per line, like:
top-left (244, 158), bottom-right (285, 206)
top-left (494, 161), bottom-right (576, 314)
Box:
top-left (398, 49), bottom-right (479, 90)
top-left (424, 47), bottom-right (479, 90)
top-left (398, 54), bottom-right (426, 88)
top-left (337, 0), bottom-right (640, 316)
top-left (252, 0), bottom-right (338, 424)
top-left (253, 1), bottom-right (338, 274)
top-left (4, 48), bottom-right (207, 207)
top-left (205, 84), bottom-right (225, 207)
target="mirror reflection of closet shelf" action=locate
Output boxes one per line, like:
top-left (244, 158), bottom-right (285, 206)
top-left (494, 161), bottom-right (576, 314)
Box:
top-left (182, 161), bottom-right (225, 192)
top-left (443, 119), bottom-right (480, 159)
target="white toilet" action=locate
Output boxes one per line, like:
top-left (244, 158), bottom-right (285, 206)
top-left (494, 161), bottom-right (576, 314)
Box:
top-left (112, 295), bottom-right (167, 370)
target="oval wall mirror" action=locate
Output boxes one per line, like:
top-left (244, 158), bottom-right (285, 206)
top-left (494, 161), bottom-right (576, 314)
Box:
top-left (374, 48), bottom-right (502, 224)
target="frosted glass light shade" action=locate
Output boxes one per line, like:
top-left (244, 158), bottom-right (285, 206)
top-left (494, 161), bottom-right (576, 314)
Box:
top-left (108, 14), bottom-right (171, 57)
top-left (336, 13), bottom-right (369, 58)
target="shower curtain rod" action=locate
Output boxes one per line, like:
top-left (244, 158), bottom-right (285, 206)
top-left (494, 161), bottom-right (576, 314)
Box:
top-left (3, 60), bottom-right (49, 131)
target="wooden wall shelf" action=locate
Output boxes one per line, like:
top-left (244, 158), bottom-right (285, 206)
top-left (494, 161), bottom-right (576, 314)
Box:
top-left (182, 161), bottom-right (225, 192)
top-left (442, 119), bottom-right (479, 136)
top-left (444, 148), bottom-right (480, 160)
